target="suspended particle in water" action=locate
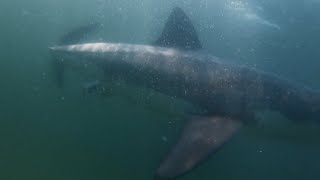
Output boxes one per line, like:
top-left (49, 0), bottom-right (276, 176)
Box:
top-left (161, 136), bottom-right (168, 143)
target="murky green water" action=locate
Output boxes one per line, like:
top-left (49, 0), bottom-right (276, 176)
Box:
top-left (1, 0), bottom-right (320, 179)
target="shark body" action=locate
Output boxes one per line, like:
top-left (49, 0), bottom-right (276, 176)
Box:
top-left (50, 7), bottom-right (320, 179)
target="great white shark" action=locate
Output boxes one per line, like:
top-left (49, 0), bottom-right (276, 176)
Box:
top-left (50, 7), bottom-right (320, 179)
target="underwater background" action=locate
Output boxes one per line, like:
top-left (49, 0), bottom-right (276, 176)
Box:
top-left (1, 0), bottom-right (320, 179)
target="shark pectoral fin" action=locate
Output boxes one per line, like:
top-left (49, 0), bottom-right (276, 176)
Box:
top-left (155, 115), bottom-right (243, 179)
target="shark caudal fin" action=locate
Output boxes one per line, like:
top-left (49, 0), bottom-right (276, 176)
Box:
top-left (51, 22), bottom-right (102, 88)
top-left (58, 22), bottom-right (101, 45)
top-left (153, 7), bottom-right (202, 50)
top-left (51, 55), bottom-right (65, 88)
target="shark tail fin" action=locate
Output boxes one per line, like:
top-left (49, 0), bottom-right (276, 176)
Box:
top-left (52, 22), bottom-right (102, 88)
top-left (51, 55), bottom-right (65, 88)
top-left (58, 22), bottom-right (102, 45)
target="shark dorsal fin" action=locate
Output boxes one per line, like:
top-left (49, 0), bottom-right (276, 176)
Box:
top-left (154, 7), bottom-right (202, 50)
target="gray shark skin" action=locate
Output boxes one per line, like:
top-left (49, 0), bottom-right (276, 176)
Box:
top-left (50, 7), bottom-right (320, 180)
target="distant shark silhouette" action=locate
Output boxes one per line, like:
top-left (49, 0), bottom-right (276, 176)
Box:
top-left (50, 7), bottom-right (320, 179)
